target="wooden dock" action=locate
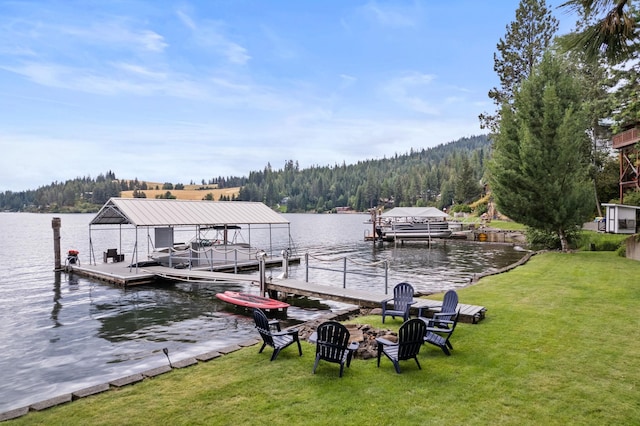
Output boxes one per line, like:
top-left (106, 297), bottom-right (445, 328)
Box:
top-left (67, 261), bottom-right (486, 323)
top-left (143, 266), bottom-right (260, 284)
top-left (67, 258), bottom-right (281, 286)
top-left (267, 278), bottom-right (486, 324)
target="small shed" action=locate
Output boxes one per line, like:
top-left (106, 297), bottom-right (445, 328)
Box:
top-left (601, 203), bottom-right (640, 234)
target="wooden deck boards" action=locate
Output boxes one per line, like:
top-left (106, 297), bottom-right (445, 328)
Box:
top-left (268, 278), bottom-right (486, 323)
top-left (68, 264), bottom-right (486, 323)
top-left (142, 266), bottom-right (260, 284)
top-left (68, 258), bottom-right (286, 286)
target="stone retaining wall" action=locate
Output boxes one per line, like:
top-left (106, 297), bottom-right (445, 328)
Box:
top-left (0, 307), bottom-right (360, 422)
top-left (626, 235), bottom-right (640, 261)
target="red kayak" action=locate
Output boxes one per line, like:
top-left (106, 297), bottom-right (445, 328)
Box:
top-left (215, 291), bottom-right (290, 311)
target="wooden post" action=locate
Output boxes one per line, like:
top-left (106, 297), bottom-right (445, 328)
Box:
top-left (371, 209), bottom-right (376, 240)
top-left (257, 250), bottom-right (266, 296)
top-left (52, 217), bottom-right (62, 271)
top-left (281, 248), bottom-right (289, 278)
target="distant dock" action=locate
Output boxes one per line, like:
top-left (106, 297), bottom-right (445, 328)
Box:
top-left (366, 226), bottom-right (526, 245)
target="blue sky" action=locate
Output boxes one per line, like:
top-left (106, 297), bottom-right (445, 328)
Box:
top-left (0, 1), bottom-right (576, 191)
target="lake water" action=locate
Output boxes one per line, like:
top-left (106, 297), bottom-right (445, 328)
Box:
top-left (0, 212), bottom-right (525, 412)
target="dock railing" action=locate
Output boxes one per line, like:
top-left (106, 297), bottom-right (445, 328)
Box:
top-left (158, 245), bottom-right (253, 273)
top-left (304, 252), bottom-right (391, 294)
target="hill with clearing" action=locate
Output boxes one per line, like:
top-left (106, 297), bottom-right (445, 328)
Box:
top-left (120, 183), bottom-right (240, 201)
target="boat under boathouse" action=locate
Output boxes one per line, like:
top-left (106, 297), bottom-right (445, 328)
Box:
top-left (70, 198), bottom-right (298, 286)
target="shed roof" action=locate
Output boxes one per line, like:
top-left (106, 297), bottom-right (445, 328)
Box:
top-left (380, 207), bottom-right (450, 219)
top-left (90, 198), bottom-right (289, 227)
top-left (602, 203), bottom-right (640, 211)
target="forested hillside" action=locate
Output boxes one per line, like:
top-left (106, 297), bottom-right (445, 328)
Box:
top-left (237, 135), bottom-right (490, 212)
top-left (0, 172), bottom-right (244, 212)
top-left (0, 135), bottom-right (491, 212)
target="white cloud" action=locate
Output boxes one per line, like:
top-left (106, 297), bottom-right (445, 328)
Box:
top-left (176, 9), bottom-right (197, 30)
top-left (0, 0), bottom-right (503, 192)
top-left (360, 1), bottom-right (420, 28)
top-left (3, 62), bottom-right (157, 95)
top-left (339, 74), bottom-right (357, 89)
top-left (0, 107), bottom-right (485, 190)
top-left (137, 30), bottom-right (168, 52)
top-left (175, 10), bottom-right (251, 65)
top-left (111, 63), bottom-right (168, 80)
top-left (49, 19), bottom-right (168, 53)
top-left (382, 72), bottom-right (439, 115)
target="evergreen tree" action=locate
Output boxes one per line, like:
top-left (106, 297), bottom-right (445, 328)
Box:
top-left (560, 0), bottom-right (636, 63)
top-left (559, 24), bottom-right (614, 217)
top-left (454, 155), bottom-right (482, 204)
top-left (489, 52), bottom-right (593, 251)
top-left (479, 0), bottom-right (558, 132)
top-left (596, 156), bottom-right (624, 203)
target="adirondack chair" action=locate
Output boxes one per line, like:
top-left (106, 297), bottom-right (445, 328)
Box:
top-left (253, 308), bottom-right (302, 361)
top-left (423, 309), bottom-right (459, 356)
top-left (376, 318), bottom-right (426, 373)
top-left (312, 321), bottom-right (358, 377)
top-left (381, 282), bottom-right (416, 324)
top-left (418, 289), bottom-right (458, 327)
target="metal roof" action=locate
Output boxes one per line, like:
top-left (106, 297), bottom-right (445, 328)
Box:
top-left (90, 198), bottom-right (289, 227)
top-left (380, 207), bottom-right (449, 219)
top-left (602, 203), bottom-right (640, 211)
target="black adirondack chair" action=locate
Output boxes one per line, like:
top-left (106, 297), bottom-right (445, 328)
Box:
top-left (381, 282), bottom-right (416, 324)
top-left (312, 321), bottom-right (357, 377)
top-left (418, 289), bottom-right (458, 327)
top-left (376, 318), bottom-right (426, 373)
top-left (253, 308), bottom-right (302, 361)
top-left (423, 309), bottom-right (459, 356)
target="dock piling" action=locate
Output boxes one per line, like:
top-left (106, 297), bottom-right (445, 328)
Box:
top-left (52, 217), bottom-right (61, 271)
top-left (257, 250), bottom-right (267, 296)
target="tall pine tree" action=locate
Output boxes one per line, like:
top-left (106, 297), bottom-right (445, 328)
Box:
top-left (560, 0), bottom-right (636, 63)
top-left (480, 0), bottom-right (558, 133)
top-left (489, 52), bottom-right (593, 251)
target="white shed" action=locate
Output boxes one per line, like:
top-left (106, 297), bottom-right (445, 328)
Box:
top-left (601, 203), bottom-right (640, 234)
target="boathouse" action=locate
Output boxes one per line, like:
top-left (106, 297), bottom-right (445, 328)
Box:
top-left (87, 198), bottom-right (294, 272)
top-left (370, 206), bottom-right (452, 242)
top-left (379, 206), bottom-right (450, 221)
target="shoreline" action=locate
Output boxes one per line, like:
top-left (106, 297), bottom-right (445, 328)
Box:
top-left (2, 249), bottom-right (538, 422)
top-left (0, 306), bottom-right (359, 422)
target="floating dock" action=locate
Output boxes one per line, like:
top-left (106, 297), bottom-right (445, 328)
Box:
top-left (66, 257), bottom-right (297, 286)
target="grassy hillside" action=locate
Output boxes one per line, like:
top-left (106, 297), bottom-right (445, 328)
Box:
top-left (120, 183), bottom-right (240, 201)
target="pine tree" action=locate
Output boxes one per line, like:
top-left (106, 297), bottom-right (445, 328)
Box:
top-left (560, 0), bottom-right (635, 64)
top-left (559, 22), bottom-right (614, 217)
top-left (479, 0), bottom-right (558, 133)
top-left (489, 53), bottom-right (593, 251)
top-left (454, 155), bottom-right (481, 204)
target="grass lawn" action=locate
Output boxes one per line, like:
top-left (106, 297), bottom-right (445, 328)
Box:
top-left (486, 219), bottom-right (527, 231)
top-left (9, 252), bottom-right (640, 425)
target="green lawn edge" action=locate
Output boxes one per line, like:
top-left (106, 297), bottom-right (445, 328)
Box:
top-left (8, 251), bottom-right (640, 425)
